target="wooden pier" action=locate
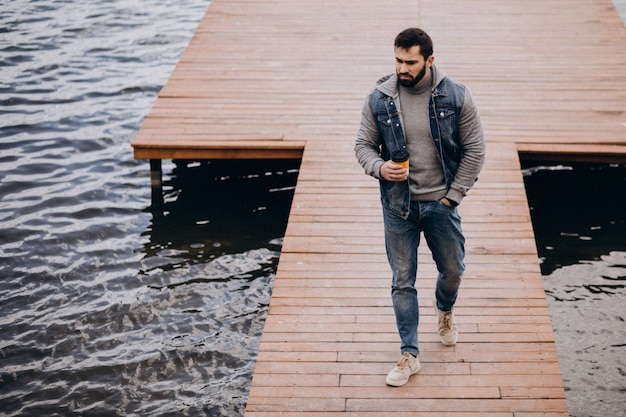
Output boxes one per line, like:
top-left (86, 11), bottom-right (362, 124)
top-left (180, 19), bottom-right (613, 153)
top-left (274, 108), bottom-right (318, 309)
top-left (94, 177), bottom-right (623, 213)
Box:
top-left (132, 0), bottom-right (626, 415)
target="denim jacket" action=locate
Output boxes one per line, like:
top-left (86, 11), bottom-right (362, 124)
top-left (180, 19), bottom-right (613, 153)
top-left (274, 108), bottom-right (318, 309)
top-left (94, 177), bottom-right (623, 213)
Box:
top-left (355, 67), bottom-right (485, 219)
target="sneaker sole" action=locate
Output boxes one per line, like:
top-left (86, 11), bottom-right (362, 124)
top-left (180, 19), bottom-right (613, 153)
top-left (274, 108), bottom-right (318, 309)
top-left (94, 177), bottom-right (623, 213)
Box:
top-left (440, 337), bottom-right (457, 346)
top-left (385, 365), bottom-right (421, 387)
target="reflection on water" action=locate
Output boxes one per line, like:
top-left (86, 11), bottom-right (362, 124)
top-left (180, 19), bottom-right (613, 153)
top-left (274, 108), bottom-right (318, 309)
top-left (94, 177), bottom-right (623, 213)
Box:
top-left (522, 162), bottom-right (626, 417)
top-left (0, 1), bottom-right (300, 415)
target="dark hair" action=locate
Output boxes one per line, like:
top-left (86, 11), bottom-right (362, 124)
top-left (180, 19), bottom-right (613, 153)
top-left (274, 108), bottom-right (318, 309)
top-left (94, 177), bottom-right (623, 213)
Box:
top-left (394, 28), bottom-right (433, 60)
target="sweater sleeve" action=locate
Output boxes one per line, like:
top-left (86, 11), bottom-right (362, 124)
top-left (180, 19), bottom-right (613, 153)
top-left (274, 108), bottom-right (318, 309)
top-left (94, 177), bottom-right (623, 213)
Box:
top-left (354, 97), bottom-right (385, 179)
top-left (445, 89), bottom-right (486, 204)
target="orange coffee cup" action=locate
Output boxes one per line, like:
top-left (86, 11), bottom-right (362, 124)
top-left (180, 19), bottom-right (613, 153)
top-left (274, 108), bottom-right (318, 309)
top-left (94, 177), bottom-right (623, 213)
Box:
top-left (391, 150), bottom-right (409, 169)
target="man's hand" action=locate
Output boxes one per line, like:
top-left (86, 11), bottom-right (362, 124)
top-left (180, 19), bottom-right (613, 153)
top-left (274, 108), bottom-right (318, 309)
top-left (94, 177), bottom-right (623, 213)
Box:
top-left (380, 160), bottom-right (409, 181)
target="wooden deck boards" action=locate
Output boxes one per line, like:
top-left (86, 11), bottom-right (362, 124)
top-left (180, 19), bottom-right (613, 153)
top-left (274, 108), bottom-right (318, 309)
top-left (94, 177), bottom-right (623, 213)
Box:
top-left (131, 0), bottom-right (626, 415)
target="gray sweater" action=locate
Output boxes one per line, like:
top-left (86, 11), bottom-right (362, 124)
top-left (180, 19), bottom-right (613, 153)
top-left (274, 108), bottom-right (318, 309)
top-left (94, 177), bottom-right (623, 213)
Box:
top-left (399, 69), bottom-right (447, 201)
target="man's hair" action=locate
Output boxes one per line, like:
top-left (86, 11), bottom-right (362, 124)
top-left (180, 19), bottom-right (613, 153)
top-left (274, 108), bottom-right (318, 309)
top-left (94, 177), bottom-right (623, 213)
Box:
top-left (394, 28), bottom-right (433, 60)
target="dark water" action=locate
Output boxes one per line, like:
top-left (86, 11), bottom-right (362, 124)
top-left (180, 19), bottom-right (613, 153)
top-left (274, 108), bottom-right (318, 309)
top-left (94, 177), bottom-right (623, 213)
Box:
top-left (0, 1), bottom-right (299, 416)
top-left (522, 161), bottom-right (626, 417)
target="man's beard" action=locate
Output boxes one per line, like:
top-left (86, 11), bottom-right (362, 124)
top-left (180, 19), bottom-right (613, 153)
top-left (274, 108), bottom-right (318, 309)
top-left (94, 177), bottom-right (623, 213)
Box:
top-left (398, 65), bottom-right (427, 88)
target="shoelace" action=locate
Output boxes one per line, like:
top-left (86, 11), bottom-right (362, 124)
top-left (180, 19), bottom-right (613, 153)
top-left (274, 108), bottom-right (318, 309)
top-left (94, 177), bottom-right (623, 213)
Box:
top-left (396, 354), bottom-right (413, 369)
top-left (440, 313), bottom-right (453, 332)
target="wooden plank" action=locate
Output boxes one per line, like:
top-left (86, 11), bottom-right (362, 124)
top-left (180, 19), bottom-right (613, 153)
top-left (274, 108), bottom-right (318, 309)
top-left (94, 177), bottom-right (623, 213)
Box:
top-left (132, 140), bottom-right (305, 160)
top-left (247, 414), bottom-right (515, 417)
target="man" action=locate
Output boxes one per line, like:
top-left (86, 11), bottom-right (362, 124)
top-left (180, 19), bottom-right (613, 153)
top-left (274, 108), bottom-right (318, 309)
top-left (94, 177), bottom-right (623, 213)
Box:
top-left (354, 28), bottom-right (486, 387)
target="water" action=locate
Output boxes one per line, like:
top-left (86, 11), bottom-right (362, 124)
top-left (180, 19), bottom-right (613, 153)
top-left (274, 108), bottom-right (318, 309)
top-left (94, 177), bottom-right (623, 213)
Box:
top-left (0, 1), bottom-right (300, 415)
top-left (522, 162), bottom-right (626, 417)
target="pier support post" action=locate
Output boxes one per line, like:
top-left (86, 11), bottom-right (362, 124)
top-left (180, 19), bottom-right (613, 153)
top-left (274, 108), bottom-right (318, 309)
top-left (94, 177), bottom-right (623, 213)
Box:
top-left (150, 159), bottom-right (163, 208)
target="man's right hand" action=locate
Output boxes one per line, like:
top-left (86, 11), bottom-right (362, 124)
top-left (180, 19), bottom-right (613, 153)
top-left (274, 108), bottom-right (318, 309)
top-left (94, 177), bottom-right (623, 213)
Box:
top-left (380, 160), bottom-right (409, 182)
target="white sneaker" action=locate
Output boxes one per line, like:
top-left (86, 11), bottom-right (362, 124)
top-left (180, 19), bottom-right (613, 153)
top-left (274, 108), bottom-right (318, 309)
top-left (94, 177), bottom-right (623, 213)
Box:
top-left (435, 304), bottom-right (458, 345)
top-left (385, 352), bottom-right (421, 387)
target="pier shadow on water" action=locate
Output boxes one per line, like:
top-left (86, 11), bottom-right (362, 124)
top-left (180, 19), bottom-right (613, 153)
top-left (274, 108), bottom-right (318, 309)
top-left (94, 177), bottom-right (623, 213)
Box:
top-left (521, 160), bottom-right (626, 417)
top-left (144, 159), bottom-right (300, 278)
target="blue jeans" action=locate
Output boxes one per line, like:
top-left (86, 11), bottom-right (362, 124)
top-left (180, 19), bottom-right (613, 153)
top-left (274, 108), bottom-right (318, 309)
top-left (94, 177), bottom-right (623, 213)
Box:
top-left (383, 200), bottom-right (466, 355)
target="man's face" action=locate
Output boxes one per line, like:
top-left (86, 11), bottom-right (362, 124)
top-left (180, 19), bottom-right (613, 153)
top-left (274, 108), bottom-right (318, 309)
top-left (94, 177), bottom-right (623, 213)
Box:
top-left (395, 45), bottom-right (433, 88)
